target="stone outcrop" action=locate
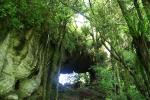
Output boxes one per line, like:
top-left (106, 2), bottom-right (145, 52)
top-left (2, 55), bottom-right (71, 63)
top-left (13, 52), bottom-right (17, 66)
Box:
top-left (0, 30), bottom-right (53, 99)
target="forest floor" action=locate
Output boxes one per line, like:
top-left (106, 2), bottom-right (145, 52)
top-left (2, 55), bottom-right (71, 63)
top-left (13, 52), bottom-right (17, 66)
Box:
top-left (58, 85), bottom-right (105, 100)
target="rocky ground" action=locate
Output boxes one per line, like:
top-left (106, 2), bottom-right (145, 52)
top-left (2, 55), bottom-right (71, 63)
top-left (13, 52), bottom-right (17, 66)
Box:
top-left (58, 84), bottom-right (105, 100)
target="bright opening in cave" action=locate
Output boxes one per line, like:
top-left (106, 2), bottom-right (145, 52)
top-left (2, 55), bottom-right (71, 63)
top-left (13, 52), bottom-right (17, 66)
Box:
top-left (59, 71), bottom-right (90, 86)
top-left (74, 14), bottom-right (86, 28)
top-left (59, 71), bottom-right (78, 85)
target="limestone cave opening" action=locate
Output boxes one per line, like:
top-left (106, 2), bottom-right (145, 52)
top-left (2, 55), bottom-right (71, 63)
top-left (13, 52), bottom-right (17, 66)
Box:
top-left (59, 71), bottom-right (78, 85)
top-left (58, 71), bottom-right (90, 91)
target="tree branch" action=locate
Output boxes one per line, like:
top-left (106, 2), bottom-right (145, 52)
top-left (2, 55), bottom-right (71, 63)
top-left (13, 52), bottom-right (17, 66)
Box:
top-left (59, 0), bottom-right (91, 20)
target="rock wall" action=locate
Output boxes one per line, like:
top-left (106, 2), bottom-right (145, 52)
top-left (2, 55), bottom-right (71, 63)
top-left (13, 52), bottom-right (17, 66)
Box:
top-left (0, 30), bottom-right (54, 99)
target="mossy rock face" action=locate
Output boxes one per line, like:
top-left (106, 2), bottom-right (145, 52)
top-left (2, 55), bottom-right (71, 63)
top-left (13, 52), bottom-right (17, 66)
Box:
top-left (5, 93), bottom-right (19, 100)
top-left (0, 32), bottom-right (40, 97)
top-left (0, 33), bottom-right (34, 78)
top-left (14, 54), bottom-right (34, 79)
top-left (14, 66), bottom-right (31, 79)
top-left (18, 78), bottom-right (40, 98)
top-left (0, 74), bottom-right (15, 95)
top-left (0, 34), bottom-right (11, 73)
top-left (0, 30), bottom-right (53, 99)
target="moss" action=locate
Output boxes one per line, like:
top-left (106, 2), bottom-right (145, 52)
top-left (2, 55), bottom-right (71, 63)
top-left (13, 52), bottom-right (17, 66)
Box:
top-left (18, 78), bottom-right (40, 98)
top-left (0, 29), bottom-right (55, 99)
top-left (0, 74), bottom-right (15, 95)
top-left (0, 32), bottom-right (38, 97)
top-left (0, 34), bottom-right (11, 74)
top-left (13, 34), bottom-right (26, 52)
top-left (5, 93), bottom-right (19, 100)
top-left (0, 33), bottom-right (34, 79)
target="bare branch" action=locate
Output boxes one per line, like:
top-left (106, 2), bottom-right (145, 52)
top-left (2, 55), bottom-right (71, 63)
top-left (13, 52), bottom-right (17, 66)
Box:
top-left (89, 0), bottom-right (94, 15)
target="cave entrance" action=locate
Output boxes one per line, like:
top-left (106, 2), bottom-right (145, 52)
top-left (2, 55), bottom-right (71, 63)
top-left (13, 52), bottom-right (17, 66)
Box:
top-left (58, 71), bottom-right (90, 91)
top-left (59, 71), bottom-right (78, 85)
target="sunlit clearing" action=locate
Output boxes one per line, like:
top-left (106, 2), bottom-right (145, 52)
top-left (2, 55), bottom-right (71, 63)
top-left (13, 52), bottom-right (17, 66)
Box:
top-left (74, 14), bottom-right (86, 28)
top-left (59, 72), bottom-right (78, 85)
top-left (84, 0), bottom-right (89, 7)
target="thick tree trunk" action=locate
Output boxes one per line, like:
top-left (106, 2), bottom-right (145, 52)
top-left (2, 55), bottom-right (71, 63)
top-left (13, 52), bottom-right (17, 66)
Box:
top-left (133, 37), bottom-right (150, 98)
top-left (117, 0), bottom-right (150, 98)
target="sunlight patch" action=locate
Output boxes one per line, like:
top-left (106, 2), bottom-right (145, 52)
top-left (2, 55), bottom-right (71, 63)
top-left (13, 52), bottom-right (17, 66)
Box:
top-left (59, 72), bottom-right (78, 85)
top-left (74, 14), bottom-right (86, 28)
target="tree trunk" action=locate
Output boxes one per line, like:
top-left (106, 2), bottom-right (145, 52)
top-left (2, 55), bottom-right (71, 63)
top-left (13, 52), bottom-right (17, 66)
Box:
top-left (117, 0), bottom-right (150, 98)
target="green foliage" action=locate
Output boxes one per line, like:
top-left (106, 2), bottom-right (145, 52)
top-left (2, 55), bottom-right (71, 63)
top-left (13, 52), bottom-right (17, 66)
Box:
top-left (94, 63), bottom-right (146, 99)
top-left (0, 74), bottom-right (15, 95)
top-left (18, 78), bottom-right (40, 98)
top-left (63, 32), bottom-right (76, 53)
top-left (127, 85), bottom-right (145, 100)
top-left (0, 0), bottom-right (49, 30)
top-left (122, 50), bottom-right (136, 65)
top-left (0, 1), bottom-right (16, 18)
top-left (94, 64), bottom-right (113, 96)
